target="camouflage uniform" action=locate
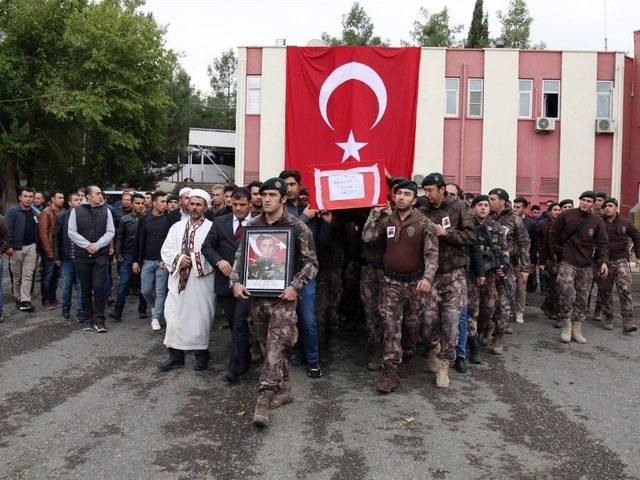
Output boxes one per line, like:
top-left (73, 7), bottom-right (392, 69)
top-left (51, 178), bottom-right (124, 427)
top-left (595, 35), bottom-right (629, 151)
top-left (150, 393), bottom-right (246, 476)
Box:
top-left (491, 207), bottom-right (530, 328)
top-left (556, 261), bottom-right (593, 324)
top-left (420, 196), bottom-right (476, 361)
top-left (598, 258), bottom-right (633, 318)
top-left (468, 216), bottom-right (510, 337)
top-left (362, 208), bottom-right (438, 368)
top-left (598, 213), bottom-right (640, 322)
top-left (230, 210), bottom-right (318, 393)
top-left (360, 263), bottom-right (384, 345)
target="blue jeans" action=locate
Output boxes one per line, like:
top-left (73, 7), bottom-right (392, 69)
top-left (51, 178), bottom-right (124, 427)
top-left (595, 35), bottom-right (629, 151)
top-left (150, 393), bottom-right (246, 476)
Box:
top-left (140, 260), bottom-right (169, 319)
top-left (60, 259), bottom-right (82, 314)
top-left (455, 306), bottom-right (469, 359)
top-left (296, 279), bottom-right (320, 364)
top-left (114, 256), bottom-right (135, 316)
top-left (40, 253), bottom-right (60, 303)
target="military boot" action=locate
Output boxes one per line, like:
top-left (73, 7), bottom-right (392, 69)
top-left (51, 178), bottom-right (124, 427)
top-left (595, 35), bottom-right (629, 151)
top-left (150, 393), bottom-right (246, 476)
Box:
top-left (603, 315), bottom-right (614, 330)
top-left (560, 319), bottom-right (572, 343)
top-left (490, 333), bottom-right (505, 355)
top-left (468, 336), bottom-right (482, 364)
top-left (622, 317), bottom-right (638, 334)
top-left (366, 345), bottom-right (384, 371)
top-left (593, 305), bottom-right (602, 322)
top-left (435, 359), bottom-right (450, 389)
top-left (571, 322), bottom-right (587, 344)
top-left (426, 343), bottom-right (441, 373)
top-left (398, 355), bottom-right (413, 378)
top-left (271, 380), bottom-right (293, 409)
top-left (252, 390), bottom-right (275, 427)
top-left (376, 364), bottom-right (400, 394)
top-left (481, 325), bottom-right (494, 347)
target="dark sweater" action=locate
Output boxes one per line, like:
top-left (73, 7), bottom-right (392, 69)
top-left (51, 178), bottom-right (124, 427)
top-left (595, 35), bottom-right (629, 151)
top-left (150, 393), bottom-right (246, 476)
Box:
top-left (135, 212), bottom-right (172, 263)
top-left (548, 208), bottom-right (608, 268)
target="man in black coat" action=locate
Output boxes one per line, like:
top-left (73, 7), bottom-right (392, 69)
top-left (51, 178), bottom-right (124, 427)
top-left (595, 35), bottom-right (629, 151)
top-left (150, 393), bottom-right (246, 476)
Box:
top-left (202, 187), bottom-right (252, 384)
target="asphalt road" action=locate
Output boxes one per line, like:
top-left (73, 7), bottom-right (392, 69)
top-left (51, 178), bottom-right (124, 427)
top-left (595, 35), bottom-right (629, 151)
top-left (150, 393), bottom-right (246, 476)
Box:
top-left (1, 275), bottom-right (639, 480)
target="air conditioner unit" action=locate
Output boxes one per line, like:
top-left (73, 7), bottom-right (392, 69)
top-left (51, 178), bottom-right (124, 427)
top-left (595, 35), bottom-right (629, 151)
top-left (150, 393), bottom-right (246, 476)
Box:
top-left (596, 118), bottom-right (616, 134)
top-left (535, 117), bottom-right (556, 132)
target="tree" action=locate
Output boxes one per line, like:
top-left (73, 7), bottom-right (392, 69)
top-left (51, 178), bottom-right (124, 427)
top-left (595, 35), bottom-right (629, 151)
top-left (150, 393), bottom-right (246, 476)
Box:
top-left (0, 0), bottom-right (180, 207)
top-left (466, 0), bottom-right (490, 48)
top-left (497, 0), bottom-right (533, 49)
top-left (321, 2), bottom-right (389, 46)
top-left (410, 7), bottom-right (463, 48)
top-left (205, 48), bottom-right (237, 130)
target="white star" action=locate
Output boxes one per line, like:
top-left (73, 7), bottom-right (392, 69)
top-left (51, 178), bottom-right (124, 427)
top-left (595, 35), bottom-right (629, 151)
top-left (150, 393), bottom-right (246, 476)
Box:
top-left (336, 130), bottom-right (367, 162)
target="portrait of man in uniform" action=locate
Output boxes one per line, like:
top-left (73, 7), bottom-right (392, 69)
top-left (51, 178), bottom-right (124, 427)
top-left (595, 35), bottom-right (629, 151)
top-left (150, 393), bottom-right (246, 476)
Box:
top-left (248, 234), bottom-right (286, 281)
top-left (241, 227), bottom-right (295, 296)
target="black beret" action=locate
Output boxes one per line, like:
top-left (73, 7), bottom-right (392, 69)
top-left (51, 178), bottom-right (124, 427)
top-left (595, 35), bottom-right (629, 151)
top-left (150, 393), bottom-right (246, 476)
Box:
top-left (547, 202), bottom-right (559, 210)
top-left (388, 177), bottom-right (408, 190)
top-left (259, 177), bottom-right (287, 195)
top-left (421, 172), bottom-right (446, 188)
top-left (603, 197), bottom-right (618, 207)
top-left (488, 188), bottom-right (509, 201)
top-left (579, 190), bottom-right (597, 201)
top-left (558, 199), bottom-right (574, 208)
top-left (394, 180), bottom-right (418, 195)
top-left (471, 194), bottom-right (489, 207)
top-left (595, 191), bottom-right (608, 200)
top-left (167, 194), bottom-right (179, 202)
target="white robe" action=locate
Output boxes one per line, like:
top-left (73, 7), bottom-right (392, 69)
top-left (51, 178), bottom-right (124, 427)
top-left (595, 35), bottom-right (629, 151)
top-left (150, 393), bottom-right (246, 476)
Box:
top-left (161, 218), bottom-right (215, 350)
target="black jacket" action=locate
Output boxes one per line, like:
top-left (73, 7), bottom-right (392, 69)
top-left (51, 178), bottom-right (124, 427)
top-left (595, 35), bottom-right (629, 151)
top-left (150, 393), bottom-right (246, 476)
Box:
top-left (201, 213), bottom-right (241, 296)
top-left (116, 213), bottom-right (142, 257)
top-left (134, 212), bottom-right (172, 264)
top-left (53, 209), bottom-right (73, 261)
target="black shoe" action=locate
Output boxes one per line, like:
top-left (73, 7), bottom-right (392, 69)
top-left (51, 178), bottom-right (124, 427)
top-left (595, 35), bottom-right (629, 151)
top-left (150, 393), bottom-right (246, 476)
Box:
top-left (138, 312), bottom-right (148, 320)
top-left (307, 363), bottom-right (323, 378)
top-left (158, 357), bottom-right (185, 372)
top-left (62, 306), bottom-right (71, 319)
top-left (19, 301), bottom-right (34, 312)
top-left (109, 312), bottom-right (122, 322)
top-left (454, 357), bottom-right (467, 373)
top-left (94, 323), bottom-right (107, 333)
top-left (15, 299), bottom-right (20, 310)
top-left (194, 362), bottom-right (208, 371)
top-left (468, 336), bottom-right (482, 364)
top-left (223, 372), bottom-right (239, 384)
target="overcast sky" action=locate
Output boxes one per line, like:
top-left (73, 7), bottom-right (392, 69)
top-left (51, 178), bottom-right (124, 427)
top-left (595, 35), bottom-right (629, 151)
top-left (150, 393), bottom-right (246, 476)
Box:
top-left (141, 0), bottom-right (640, 95)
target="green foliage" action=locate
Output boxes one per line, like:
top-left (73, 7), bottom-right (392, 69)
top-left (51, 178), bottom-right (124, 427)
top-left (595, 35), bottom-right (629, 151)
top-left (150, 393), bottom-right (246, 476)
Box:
top-left (0, 0), bottom-right (193, 202)
top-left (321, 2), bottom-right (389, 46)
top-left (497, 0), bottom-right (533, 49)
top-left (466, 0), bottom-right (491, 48)
top-left (411, 7), bottom-right (463, 48)
top-left (204, 48), bottom-right (237, 130)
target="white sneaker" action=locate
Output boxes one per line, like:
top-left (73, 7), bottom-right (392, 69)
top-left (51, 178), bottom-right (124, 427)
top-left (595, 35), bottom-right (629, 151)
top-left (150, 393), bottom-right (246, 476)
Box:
top-left (151, 318), bottom-right (161, 331)
top-left (515, 313), bottom-right (524, 324)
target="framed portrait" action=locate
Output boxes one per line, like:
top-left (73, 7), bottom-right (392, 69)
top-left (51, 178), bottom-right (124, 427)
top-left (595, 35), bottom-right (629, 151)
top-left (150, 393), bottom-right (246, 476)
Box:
top-left (241, 225), bottom-right (296, 297)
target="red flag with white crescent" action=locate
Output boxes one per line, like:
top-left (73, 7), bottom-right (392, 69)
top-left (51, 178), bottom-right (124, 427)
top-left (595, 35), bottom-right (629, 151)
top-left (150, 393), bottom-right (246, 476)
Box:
top-left (285, 46), bottom-right (421, 179)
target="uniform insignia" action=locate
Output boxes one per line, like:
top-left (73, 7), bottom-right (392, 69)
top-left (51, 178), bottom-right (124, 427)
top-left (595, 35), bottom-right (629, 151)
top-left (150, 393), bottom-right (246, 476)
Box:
top-left (622, 226), bottom-right (627, 234)
top-left (407, 226), bottom-right (415, 237)
top-left (386, 226), bottom-right (396, 238)
top-left (501, 226), bottom-right (509, 236)
top-left (588, 228), bottom-right (594, 237)
top-left (442, 216), bottom-right (451, 229)
top-left (275, 181), bottom-right (281, 188)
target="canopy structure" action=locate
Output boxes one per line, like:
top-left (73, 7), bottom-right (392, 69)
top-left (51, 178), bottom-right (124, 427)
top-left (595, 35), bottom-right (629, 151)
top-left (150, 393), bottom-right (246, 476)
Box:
top-left (172, 128), bottom-right (236, 183)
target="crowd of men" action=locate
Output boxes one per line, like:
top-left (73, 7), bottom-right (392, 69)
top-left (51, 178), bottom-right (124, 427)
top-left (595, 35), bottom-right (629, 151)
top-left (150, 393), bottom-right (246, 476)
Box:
top-left (0, 171), bottom-right (638, 429)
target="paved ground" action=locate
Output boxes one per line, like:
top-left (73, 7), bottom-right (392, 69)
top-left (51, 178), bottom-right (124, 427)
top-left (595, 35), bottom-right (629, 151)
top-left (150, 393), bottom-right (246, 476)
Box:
top-left (1, 275), bottom-right (639, 480)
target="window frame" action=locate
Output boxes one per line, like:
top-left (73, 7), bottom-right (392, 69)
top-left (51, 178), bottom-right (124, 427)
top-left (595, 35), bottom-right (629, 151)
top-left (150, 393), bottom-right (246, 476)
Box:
top-left (467, 78), bottom-right (484, 119)
top-left (518, 79), bottom-right (533, 119)
top-left (246, 75), bottom-right (262, 115)
top-left (541, 79), bottom-right (561, 119)
top-left (444, 77), bottom-right (460, 118)
top-left (596, 80), bottom-right (613, 119)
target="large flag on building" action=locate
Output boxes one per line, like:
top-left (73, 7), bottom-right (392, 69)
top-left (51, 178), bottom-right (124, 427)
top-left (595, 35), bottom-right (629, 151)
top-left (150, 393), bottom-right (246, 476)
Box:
top-left (285, 47), bottom-right (421, 179)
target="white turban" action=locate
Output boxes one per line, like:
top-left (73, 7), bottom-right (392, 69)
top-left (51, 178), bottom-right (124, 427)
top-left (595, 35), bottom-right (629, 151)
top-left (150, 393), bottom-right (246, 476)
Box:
top-left (189, 188), bottom-right (211, 206)
top-left (179, 187), bottom-right (192, 198)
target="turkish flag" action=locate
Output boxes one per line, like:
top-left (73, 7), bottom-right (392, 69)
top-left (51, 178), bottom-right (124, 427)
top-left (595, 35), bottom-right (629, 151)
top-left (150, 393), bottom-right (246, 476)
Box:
top-left (285, 46), bottom-right (421, 180)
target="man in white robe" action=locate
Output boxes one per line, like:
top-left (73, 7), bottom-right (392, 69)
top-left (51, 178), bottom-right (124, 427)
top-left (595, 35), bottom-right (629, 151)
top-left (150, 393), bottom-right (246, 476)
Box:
top-left (159, 189), bottom-right (215, 372)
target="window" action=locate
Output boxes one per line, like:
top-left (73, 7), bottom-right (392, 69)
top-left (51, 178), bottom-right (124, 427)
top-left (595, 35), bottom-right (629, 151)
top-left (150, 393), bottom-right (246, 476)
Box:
top-left (467, 78), bottom-right (483, 118)
top-left (596, 81), bottom-right (613, 118)
top-left (246, 76), bottom-right (261, 114)
top-left (445, 77), bottom-right (459, 117)
top-left (518, 79), bottom-right (533, 118)
top-left (542, 80), bottom-right (560, 119)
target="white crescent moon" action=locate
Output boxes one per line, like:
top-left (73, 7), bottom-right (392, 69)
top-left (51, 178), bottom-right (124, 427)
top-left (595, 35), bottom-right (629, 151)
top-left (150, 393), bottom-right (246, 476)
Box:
top-left (318, 62), bottom-right (387, 131)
